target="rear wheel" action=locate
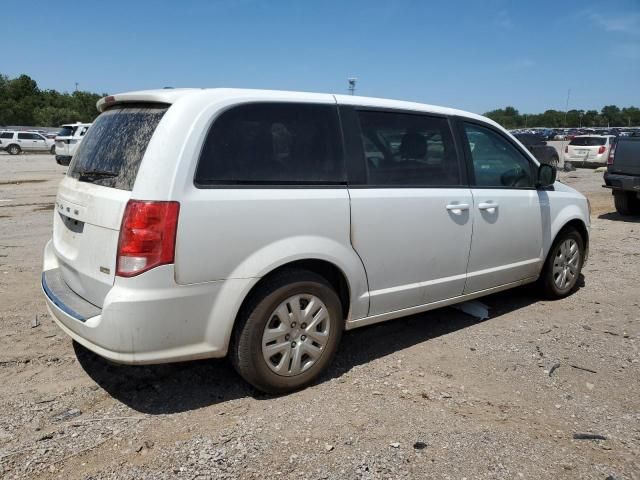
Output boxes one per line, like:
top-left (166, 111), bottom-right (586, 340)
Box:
top-left (538, 227), bottom-right (584, 299)
top-left (230, 269), bottom-right (343, 394)
top-left (614, 191), bottom-right (640, 216)
top-left (7, 144), bottom-right (21, 155)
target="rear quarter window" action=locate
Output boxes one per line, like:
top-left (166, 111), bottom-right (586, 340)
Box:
top-left (195, 103), bottom-right (345, 186)
top-left (570, 137), bottom-right (606, 146)
top-left (68, 104), bottom-right (168, 191)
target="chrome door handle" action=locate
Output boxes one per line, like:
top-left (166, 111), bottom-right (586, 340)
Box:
top-left (478, 202), bottom-right (498, 211)
top-left (446, 203), bottom-right (470, 213)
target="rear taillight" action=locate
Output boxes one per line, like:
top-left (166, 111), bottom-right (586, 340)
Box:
top-left (607, 143), bottom-right (616, 165)
top-left (116, 200), bottom-right (180, 277)
top-left (598, 146), bottom-right (606, 155)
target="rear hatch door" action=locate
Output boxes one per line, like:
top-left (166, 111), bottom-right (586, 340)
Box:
top-left (567, 137), bottom-right (605, 160)
top-left (52, 104), bottom-right (168, 307)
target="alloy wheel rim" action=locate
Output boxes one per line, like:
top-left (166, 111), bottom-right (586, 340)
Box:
top-left (553, 239), bottom-right (580, 290)
top-left (262, 294), bottom-right (331, 377)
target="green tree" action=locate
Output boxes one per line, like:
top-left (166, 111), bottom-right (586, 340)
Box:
top-left (0, 73), bottom-right (103, 127)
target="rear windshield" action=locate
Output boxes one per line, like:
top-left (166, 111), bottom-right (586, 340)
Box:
top-left (68, 104), bottom-right (168, 191)
top-left (569, 137), bottom-right (606, 146)
top-left (57, 126), bottom-right (77, 137)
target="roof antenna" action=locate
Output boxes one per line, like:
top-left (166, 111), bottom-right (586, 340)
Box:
top-left (348, 77), bottom-right (357, 96)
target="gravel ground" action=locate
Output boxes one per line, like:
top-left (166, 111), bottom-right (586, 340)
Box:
top-left (0, 153), bottom-right (638, 480)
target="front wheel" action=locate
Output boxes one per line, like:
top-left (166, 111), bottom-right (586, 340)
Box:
top-left (7, 144), bottom-right (21, 155)
top-left (230, 269), bottom-right (343, 394)
top-left (538, 227), bottom-right (584, 299)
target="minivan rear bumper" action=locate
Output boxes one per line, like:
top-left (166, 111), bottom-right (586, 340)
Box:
top-left (42, 240), bottom-right (241, 365)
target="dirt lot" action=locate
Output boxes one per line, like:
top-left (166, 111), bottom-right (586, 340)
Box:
top-left (0, 153), bottom-right (638, 480)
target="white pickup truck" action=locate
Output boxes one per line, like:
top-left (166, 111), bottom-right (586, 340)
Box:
top-left (54, 122), bottom-right (91, 165)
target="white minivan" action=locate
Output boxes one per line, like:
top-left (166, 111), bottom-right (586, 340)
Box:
top-left (42, 88), bottom-right (590, 393)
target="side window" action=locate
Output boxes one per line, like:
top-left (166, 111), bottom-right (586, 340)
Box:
top-left (0, 132), bottom-right (14, 139)
top-left (18, 133), bottom-right (33, 140)
top-left (357, 110), bottom-right (460, 186)
top-left (464, 123), bottom-right (535, 188)
top-left (196, 103), bottom-right (345, 185)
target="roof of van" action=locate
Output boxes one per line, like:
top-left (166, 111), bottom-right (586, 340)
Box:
top-left (95, 88), bottom-right (494, 126)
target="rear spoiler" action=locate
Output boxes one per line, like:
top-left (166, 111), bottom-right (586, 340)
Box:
top-left (96, 89), bottom-right (197, 112)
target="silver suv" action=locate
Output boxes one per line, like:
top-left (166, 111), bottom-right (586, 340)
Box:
top-left (0, 130), bottom-right (55, 154)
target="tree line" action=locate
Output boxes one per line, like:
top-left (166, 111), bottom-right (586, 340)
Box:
top-left (484, 105), bottom-right (640, 129)
top-left (1, 73), bottom-right (638, 129)
top-left (0, 74), bottom-right (104, 127)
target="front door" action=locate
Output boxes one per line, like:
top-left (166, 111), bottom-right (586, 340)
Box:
top-left (348, 109), bottom-right (473, 315)
top-left (461, 122), bottom-right (543, 293)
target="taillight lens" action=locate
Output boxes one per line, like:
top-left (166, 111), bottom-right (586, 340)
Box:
top-left (598, 146), bottom-right (606, 154)
top-left (116, 200), bottom-right (180, 277)
top-left (607, 143), bottom-right (616, 165)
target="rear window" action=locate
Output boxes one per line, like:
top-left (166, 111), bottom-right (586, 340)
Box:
top-left (195, 103), bottom-right (345, 186)
top-left (68, 104), bottom-right (168, 191)
top-left (570, 137), bottom-right (606, 146)
top-left (57, 126), bottom-right (77, 137)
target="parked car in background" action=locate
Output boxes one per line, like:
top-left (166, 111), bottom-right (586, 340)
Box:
top-left (42, 88), bottom-right (590, 393)
top-left (55, 122), bottom-right (91, 165)
top-left (603, 136), bottom-right (640, 215)
top-left (514, 133), bottom-right (560, 166)
top-left (566, 129), bottom-right (581, 140)
top-left (0, 130), bottom-right (55, 154)
top-left (564, 135), bottom-right (616, 167)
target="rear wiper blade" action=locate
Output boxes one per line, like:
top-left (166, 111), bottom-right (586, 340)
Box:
top-left (77, 169), bottom-right (118, 180)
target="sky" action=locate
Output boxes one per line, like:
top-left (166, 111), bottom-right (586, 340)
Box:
top-left (2, 0), bottom-right (639, 114)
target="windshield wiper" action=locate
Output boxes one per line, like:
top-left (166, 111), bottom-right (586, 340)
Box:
top-left (77, 169), bottom-right (118, 181)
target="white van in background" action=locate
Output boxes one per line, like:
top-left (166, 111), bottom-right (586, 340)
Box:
top-left (55, 122), bottom-right (91, 165)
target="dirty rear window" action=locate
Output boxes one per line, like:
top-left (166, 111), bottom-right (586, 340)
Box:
top-left (68, 104), bottom-right (168, 191)
top-left (569, 137), bottom-right (606, 146)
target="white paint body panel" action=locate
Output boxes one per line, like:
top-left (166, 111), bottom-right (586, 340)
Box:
top-left (349, 188), bottom-right (473, 315)
top-left (42, 88), bottom-right (590, 365)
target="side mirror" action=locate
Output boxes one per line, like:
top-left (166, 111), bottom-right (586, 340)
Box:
top-left (537, 163), bottom-right (557, 188)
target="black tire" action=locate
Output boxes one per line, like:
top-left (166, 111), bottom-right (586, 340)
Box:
top-left (7, 144), bottom-right (21, 155)
top-left (230, 269), bottom-right (343, 394)
top-left (614, 191), bottom-right (640, 216)
top-left (538, 227), bottom-right (584, 299)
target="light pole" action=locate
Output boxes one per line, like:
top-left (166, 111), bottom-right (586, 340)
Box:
top-left (348, 78), bottom-right (357, 96)
top-left (563, 88), bottom-right (571, 127)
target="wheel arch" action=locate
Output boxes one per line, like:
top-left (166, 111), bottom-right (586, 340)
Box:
top-left (546, 216), bottom-right (590, 265)
top-left (203, 244), bottom-right (369, 357)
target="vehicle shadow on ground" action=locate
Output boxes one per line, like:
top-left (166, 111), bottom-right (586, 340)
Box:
top-left (75, 284), bottom-right (566, 415)
top-left (598, 212), bottom-right (640, 223)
